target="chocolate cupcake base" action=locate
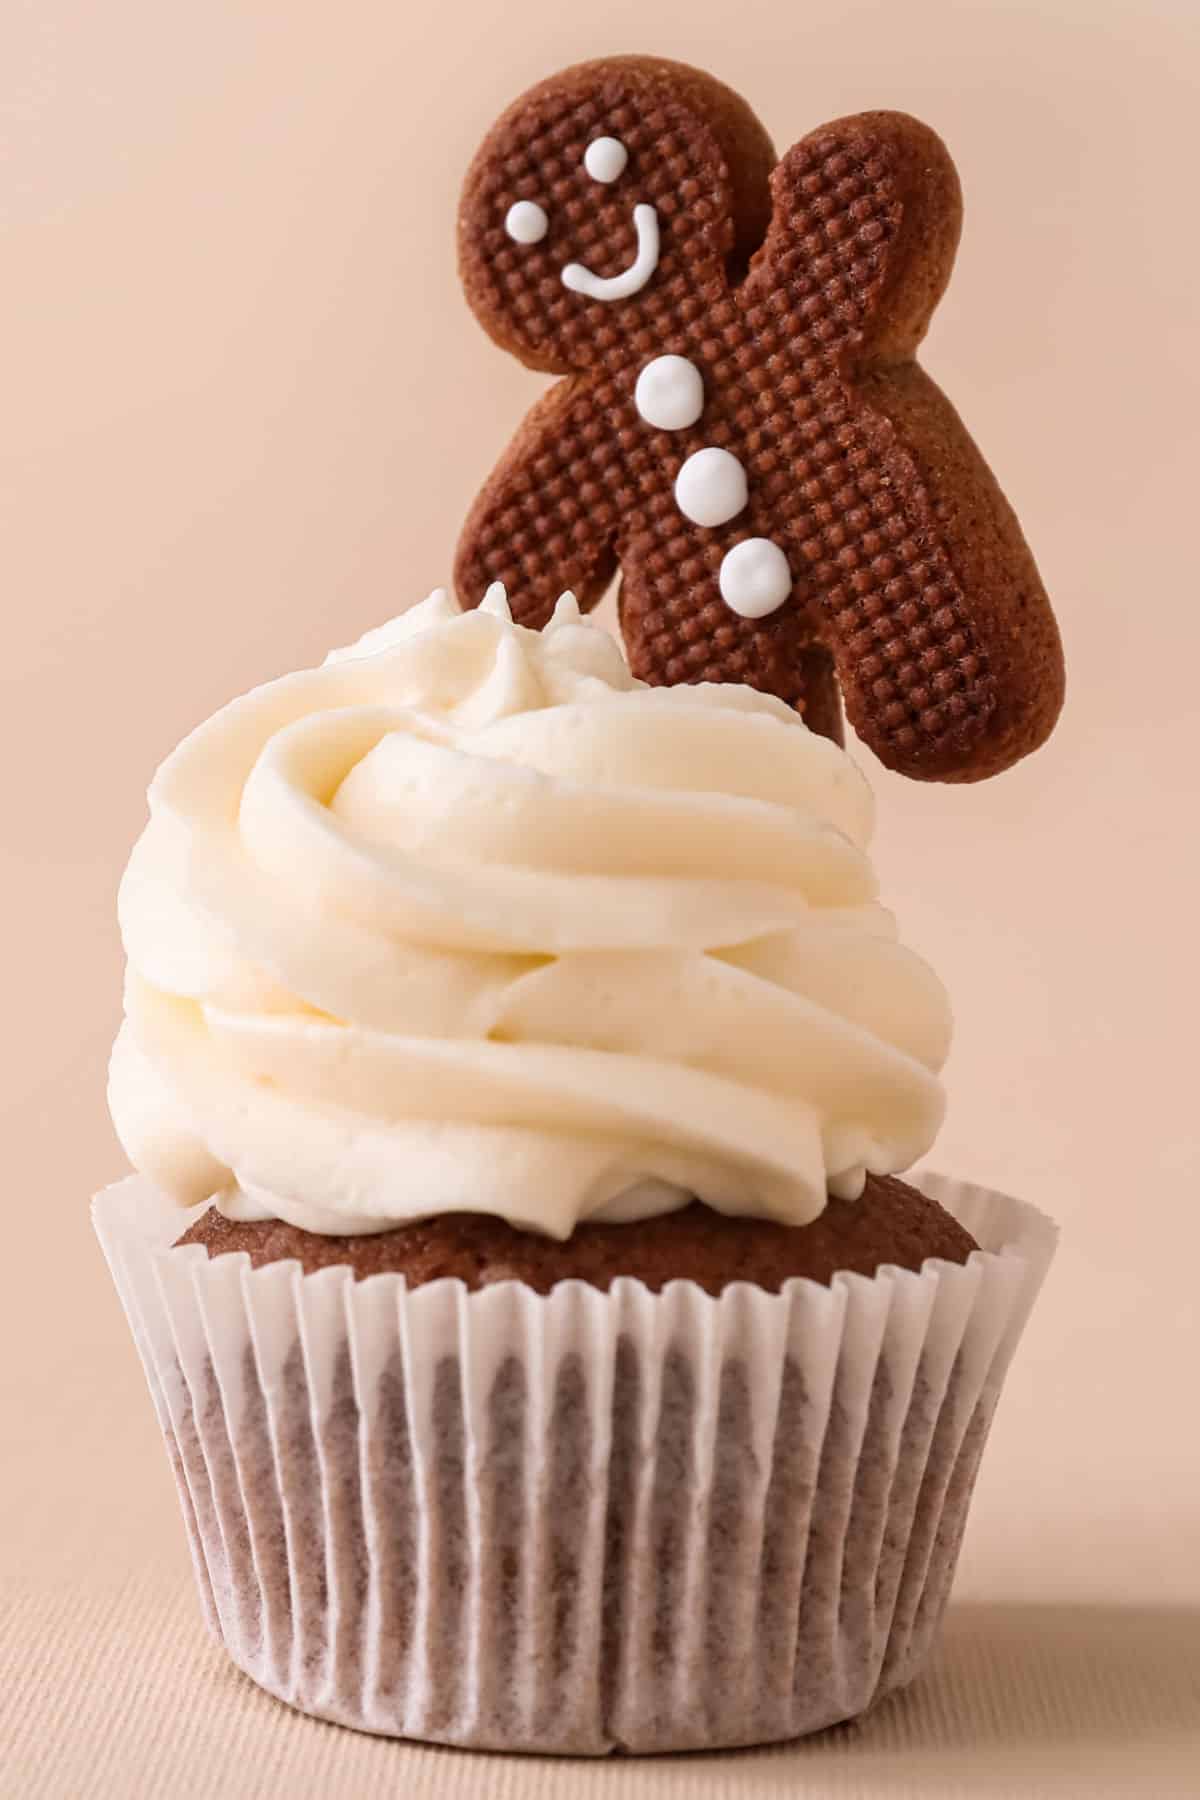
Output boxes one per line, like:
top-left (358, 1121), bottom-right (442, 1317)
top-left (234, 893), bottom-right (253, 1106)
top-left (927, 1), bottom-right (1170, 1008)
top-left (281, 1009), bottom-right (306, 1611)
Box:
top-left (94, 1174), bottom-right (1055, 1754)
top-left (175, 1172), bottom-right (978, 1292)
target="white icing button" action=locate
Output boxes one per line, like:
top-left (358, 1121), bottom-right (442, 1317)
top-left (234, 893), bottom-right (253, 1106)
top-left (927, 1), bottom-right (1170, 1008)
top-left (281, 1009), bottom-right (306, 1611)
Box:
top-left (675, 447), bottom-right (748, 528)
top-left (584, 136), bottom-right (628, 183)
top-left (719, 538), bottom-right (793, 617)
top-left (634, 354), bottom-right (704, 430)
top-left (504, 200), bottom-right (548, 244)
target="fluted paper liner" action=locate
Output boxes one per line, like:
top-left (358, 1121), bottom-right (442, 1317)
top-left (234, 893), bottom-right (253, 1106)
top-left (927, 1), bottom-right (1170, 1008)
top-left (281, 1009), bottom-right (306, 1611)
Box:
top-left (93, 1174), bottom-right (1056, 1754)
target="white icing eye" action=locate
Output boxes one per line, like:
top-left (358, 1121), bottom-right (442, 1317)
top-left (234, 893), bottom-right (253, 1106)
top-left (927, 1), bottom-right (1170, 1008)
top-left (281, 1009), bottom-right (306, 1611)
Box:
top-left (584, 136), bottom-right (628, 183)
top-left (505, 200), bottom-right (548, 244)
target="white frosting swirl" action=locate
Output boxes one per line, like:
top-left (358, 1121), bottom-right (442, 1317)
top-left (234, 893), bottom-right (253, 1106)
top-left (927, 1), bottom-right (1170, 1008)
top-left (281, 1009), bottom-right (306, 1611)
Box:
top-left (109, 588), bottom-right (950, 1238)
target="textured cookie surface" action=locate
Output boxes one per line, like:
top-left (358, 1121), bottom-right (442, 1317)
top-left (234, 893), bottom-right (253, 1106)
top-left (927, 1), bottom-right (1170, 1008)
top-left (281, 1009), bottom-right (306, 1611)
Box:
top-left (176, 1173), bottom-right (978, 1294)
top-left (455, 55), bottom-right (1064, 780)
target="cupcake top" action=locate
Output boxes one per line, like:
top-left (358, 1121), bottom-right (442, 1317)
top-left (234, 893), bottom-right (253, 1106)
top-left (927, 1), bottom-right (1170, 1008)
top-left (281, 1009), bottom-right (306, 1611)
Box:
top-left (109, 587), bottom-right (950, 1239)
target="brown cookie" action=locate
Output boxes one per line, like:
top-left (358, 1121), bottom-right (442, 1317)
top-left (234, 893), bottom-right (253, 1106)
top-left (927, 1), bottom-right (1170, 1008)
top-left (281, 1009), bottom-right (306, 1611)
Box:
top-left (454, 55), bottom-right (1064, 780)
top-left (175, 1174), bottom-right (978, 1295)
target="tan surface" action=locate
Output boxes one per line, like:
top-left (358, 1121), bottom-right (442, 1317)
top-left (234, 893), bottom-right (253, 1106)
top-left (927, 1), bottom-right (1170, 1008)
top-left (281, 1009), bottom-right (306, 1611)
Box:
top-left (4, 1), bottom-right (1199, 1795)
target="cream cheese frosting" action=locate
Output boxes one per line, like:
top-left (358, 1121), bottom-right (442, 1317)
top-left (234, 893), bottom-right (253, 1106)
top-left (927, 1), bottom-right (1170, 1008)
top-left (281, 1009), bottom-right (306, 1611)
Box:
top-left (109, 586), bottom-right (951, 1238)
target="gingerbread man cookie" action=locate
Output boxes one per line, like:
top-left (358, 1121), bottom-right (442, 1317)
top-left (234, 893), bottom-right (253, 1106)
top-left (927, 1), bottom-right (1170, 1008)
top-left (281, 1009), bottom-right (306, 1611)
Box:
top-left (454, 56), bottom-right (1064, 780)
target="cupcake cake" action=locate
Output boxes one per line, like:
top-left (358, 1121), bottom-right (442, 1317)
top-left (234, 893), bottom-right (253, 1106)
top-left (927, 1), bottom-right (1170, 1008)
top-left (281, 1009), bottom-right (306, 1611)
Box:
top-left (97, 588), bottom-right (1056, 1752)
top-left (95, 53), bottom-right (1063, 1756)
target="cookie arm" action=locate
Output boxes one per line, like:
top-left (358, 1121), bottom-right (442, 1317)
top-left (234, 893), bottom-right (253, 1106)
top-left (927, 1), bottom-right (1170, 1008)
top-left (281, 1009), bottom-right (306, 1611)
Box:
top-left (755, 110), bottom-right (963, 363)
top-left (454, 378), bottom-right (619, 627)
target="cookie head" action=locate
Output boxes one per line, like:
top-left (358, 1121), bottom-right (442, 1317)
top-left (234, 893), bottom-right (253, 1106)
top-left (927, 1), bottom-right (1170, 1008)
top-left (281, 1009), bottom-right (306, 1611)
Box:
top-left (458, 56), bottom-right (776, 373)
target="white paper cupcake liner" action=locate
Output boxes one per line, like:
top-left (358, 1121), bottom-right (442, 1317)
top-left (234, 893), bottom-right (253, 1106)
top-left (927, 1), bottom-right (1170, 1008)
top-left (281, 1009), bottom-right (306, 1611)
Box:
top-left (93, 1173), bottom-right (1056, 1754)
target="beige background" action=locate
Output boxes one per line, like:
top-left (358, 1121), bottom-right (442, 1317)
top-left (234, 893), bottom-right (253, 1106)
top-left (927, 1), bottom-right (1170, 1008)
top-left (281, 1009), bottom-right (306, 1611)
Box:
top-left (4, 1), bottom-right (1199, 1795)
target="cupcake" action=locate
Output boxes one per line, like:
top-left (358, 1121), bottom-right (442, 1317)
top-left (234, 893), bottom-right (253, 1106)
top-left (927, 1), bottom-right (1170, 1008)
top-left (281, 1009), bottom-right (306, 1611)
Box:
top-left (96, 588), bottom-right (1056, 1753)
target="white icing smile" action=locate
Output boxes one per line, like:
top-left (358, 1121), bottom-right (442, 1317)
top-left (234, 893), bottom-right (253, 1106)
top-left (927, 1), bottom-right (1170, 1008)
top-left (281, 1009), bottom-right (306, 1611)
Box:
top-left (562, 204), bottom-right (660, 302)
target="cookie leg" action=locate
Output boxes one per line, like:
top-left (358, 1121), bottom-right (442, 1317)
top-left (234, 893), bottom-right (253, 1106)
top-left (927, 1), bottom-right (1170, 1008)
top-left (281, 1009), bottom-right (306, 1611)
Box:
top-left (848, 362), bottom-right (1064, 781)
top-left (796, 644), bottom-right (844, 747)
top-left (617, 575), bottom-right (844, 745)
